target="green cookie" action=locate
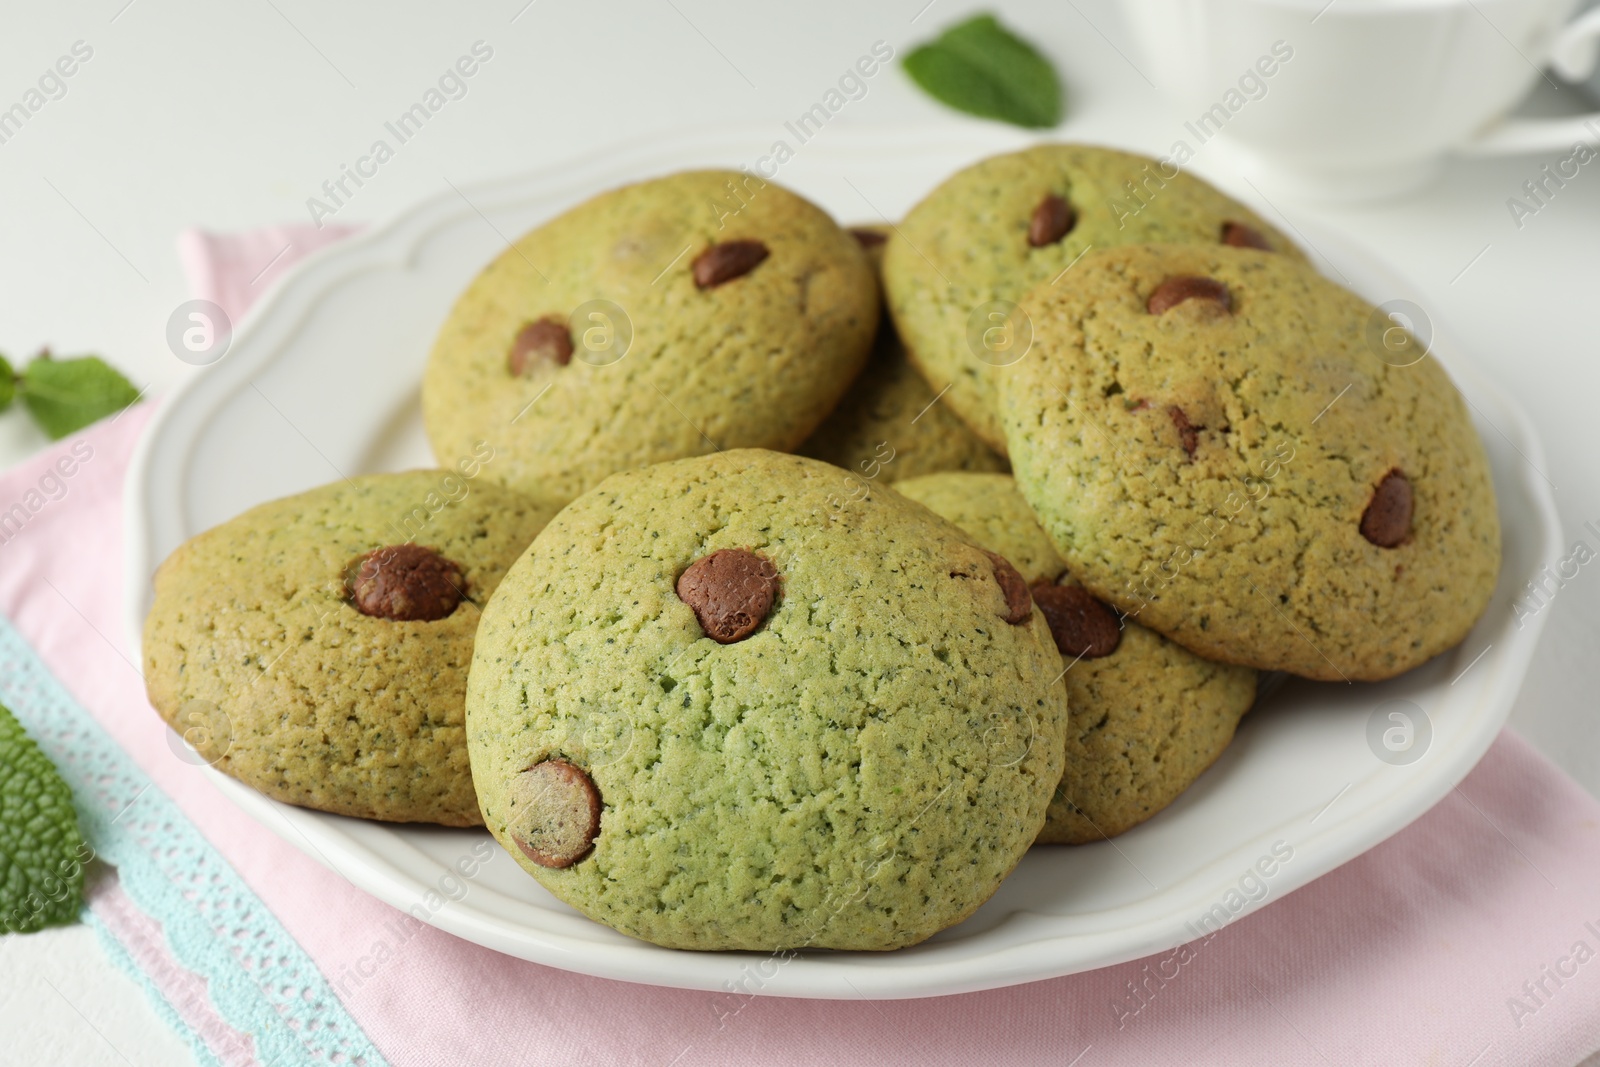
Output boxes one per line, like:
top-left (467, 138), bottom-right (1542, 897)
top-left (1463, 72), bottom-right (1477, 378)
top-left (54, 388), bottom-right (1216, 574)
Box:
top-left (893, 471), bottom-right (1062, 583)
top-left (799, 224), bottom-right (1008, 484)
top-left (424, 170), bottom-right (879, 510)
top-left (883, 143), bottom-right (1306, 451)
top-left (1000, 244), bottom-right (1500, 681)
top-left (467, 449), bottom-right (1067, 951)
top-left (895, 472), bottom-right (1255, 844)
top-left (143, 467), bottom-right (555, 826)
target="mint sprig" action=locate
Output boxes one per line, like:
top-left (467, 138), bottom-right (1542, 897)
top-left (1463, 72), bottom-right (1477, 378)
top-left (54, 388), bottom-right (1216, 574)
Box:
top-left (0, 702), bottom-right (89, 934)
top-left (0, 349), bottom-right (140, 440)
top-left (903, 13), bottom-right (1064, 129)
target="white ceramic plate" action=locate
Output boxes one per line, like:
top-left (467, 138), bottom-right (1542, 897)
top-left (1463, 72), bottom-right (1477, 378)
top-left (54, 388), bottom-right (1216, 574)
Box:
top-left (124, 126), bottom-right (1562, 1000)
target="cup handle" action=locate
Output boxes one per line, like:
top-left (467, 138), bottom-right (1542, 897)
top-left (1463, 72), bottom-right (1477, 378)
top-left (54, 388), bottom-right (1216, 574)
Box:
top-left (1458, 6), bottom-right (1600, 156)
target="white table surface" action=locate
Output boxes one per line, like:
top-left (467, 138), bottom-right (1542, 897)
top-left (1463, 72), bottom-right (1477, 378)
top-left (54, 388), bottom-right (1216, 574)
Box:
top-left (2, 2), bottom-right (1598, 1063)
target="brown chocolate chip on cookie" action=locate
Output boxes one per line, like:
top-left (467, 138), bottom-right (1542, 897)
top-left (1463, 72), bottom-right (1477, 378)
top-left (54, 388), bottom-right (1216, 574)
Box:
top-left (1032, 584), bottom-right (1121, 659)
top-left (510, 759), bottom-right (601, 868)
top-left (850, 228), bottom-right (888, 249)
top-left (677, 548), bottom-right (779, 642)
top-left (1147, 276), bottom-right (1232, 316)
top-left (1168, 406), bottom-right (1202, 457)
top-left (1221, 221), bottom-right (1273, 251)
top-left (349, 544), bottom-right (464, 621)
top-left (986, 551), bottom-right (1033, 624)
top-left (508, 316), bottom-right (573, 376)
top-left (1360, 469), bottom-right (1413, 548)
top-left (1028, 194), bottom-right (1076, 247)
top-left (693, 240), bottom-right (770, 288)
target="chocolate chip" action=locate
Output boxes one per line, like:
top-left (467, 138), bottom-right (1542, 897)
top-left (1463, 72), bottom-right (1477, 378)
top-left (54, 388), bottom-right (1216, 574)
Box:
top-left (509, 759), bottom-right (601, 869)
top-left (1028, 194), bottom-right (1076, 247)
top-left (349, 544), bottom-right (464, 621)
top-left (693, 240), bottom-right (769, 289)
top-left (1147, 276), bottom-right (1233, 316)
top-left (507, 316), bottom-right (573, 376)
top-left (985, 551), bottom-right (1033, 624)
top-left (1168, 405), bottom-right (1202, 457)
top-left (1031, 584), bottom-right (1121, 659)
top-left (850, 228), bottom-right (887, 249)
top-left (1360, 469), bottom-right (1413, 548)
top-left (1221, 221), bottom-right (1273, 251)
top-left (676, 548), bottom-right (779, 643)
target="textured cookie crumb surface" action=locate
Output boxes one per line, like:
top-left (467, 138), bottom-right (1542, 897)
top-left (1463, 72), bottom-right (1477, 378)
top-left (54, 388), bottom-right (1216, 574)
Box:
top-left (143, 470), bottom-right (555, 826)
top-left (423, 170), bottom-right (879, 510)
top-left (1000, 245), bottom-right (1501, 681)
top-left (467, 450), bottom-right (1068, 951)
top-left (799, 223), bottom-right (1008, 483)
top-left (894, 472), bottom-right (1255, 844)
top-left (883, 144), bottom-right (1308, 450)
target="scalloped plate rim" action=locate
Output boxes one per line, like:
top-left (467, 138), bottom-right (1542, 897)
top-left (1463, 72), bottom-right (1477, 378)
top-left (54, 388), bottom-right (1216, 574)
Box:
top-left (122, 124), bottom-right (1562, 1000)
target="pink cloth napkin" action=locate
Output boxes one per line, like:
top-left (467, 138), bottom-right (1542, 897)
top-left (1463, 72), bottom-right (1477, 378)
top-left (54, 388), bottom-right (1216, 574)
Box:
top-left (3, 226), bottom-right (1598, 1067)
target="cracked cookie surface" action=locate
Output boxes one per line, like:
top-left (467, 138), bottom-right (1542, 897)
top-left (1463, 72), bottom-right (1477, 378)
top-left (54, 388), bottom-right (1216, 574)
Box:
top-left (895, 472), bottom-right (1255, 843)
top-left (999, 244), bottom-right (1500, 680)
top-left (423, 170), bottom-right (878, 510)
top-left (467, 449), bottom-right (1067, 950)
top-left (143, 470), bottom-right (556, 826)
top-left (882, 144), bottom-right (1307, 452)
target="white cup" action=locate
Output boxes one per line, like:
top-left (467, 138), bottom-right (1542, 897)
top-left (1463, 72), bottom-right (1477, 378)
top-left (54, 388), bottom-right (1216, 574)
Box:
top-left (1120, 0), bottom-right (1600, 201)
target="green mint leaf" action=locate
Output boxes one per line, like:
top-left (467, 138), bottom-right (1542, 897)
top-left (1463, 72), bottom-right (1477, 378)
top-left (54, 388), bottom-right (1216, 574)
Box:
top-left (903, 13), bottom-right (1063, 129)
top-left (1, 702), bottom-right (88, 934)
top-left (0, 353), bottom-right (14, 415)
top-left (20, 352), bottom-right (140, 440)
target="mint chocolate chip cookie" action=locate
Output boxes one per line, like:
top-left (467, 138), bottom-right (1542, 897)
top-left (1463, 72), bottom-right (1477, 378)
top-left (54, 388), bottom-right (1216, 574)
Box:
top-left (143, 469), bottom-right (556, 826)
top-left (467, 449), bottom-right (1068, 951)
top-left (999, 244), bottom-right (1500, 681)
top-left (423, 171), bottom-right (879, 510)
top-left (882, 143), bottom-right (1306, 451)
top-left (895, 472), bottom-right (1255, 843)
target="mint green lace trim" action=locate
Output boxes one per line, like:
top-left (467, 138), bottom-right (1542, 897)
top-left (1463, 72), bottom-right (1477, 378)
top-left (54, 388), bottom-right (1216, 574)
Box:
top-left (87, 911), bottom-right (225, 1067)
top-left (0, 614), bottom-right (390, 1067)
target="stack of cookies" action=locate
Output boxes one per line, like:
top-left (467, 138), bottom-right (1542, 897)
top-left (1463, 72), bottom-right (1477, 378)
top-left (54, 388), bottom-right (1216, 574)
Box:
top-left (143, 146), bottom-right (1500, 953)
